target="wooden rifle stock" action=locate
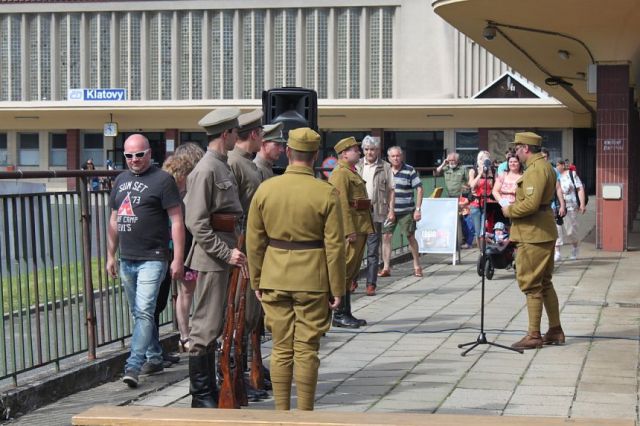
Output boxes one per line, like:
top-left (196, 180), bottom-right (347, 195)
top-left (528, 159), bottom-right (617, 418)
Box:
top-left (217, 234), bottom-right (244, 409)
top-left (232, 272), bottom-right (249, 406)
top-left (249, 317), bottom-right (265, 390)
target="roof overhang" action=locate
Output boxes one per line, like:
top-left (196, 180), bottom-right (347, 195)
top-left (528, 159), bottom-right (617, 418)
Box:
top-left (0, 98), bottom-right (589, 131)
top-left (433, 0), bottom-right (640, 122)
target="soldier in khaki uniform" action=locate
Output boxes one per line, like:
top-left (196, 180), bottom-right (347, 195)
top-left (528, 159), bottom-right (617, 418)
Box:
top-left (329, 137), bottom-right (374, 328)
top-left (184, 107), bottom-right (247, 408)
top-left (228, 108), bottom-right (268, 401)
top-left (254, 122), bottom-right (286, 181)
top-left (247, 127), bottom-right (345, 410)
top-left (502, 132), bottom-right (565, 350)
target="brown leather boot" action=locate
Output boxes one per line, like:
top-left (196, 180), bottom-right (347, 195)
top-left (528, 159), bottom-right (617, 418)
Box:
top-left (511, 331), bottom-right (543, 350)
top-left (542, 326), bottom-right (565, 345)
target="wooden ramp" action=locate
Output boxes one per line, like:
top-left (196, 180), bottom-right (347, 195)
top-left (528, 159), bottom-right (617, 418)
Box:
top-left (72, 405), bottom-right (634, 426)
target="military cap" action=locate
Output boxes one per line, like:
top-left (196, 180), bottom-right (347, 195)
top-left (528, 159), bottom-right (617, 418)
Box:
top-left (510, 131), bottom-right (542, 147)
top-left (334, 136), bottom-right (360, 154)
top-left (198, 107), bottom-right (241, 136)
top-left (288, 127), bottom-right (321, 152)
top-left (263, 122), bottom-right (286, 143)
top-left (238, 108), bottom-right (264, 133)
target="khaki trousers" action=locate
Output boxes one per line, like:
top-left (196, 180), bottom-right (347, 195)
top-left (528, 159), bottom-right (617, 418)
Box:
top-left (515, 241), bottom-right (561, 332)
top-left (261, 289), bottom-right (331, 410)
top-left (346, 234), bottom-right (367, 283)
top-left (189, 268), bottom-right (230, 354)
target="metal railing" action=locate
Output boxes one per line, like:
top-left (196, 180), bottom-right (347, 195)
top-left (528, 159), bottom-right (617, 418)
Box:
top-left (0, 170), bottom-right (176, 386)
top-left (0, 166), bottom-right (424, 386)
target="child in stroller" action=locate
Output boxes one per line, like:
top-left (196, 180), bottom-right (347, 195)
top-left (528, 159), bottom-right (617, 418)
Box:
top-left (477, 221), bottom-right (516, 279)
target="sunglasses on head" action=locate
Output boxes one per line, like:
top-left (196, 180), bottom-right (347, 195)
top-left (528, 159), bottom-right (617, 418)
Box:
top-left (124, 149), bottom-right (149, 159)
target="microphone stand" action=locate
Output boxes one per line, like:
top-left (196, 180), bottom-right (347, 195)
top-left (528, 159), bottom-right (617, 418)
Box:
top-left (458, 163), bottom-right (523, 357)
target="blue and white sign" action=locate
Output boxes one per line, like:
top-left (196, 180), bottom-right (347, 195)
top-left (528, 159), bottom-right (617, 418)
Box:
top-left (68, 88), bottom-right (127, 101)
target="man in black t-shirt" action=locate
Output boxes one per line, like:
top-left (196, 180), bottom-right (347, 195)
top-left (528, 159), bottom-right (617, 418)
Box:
top-left (107, 134), bottom-right (184, 388)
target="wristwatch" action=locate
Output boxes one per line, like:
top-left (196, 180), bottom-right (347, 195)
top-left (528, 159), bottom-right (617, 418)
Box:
top-left (415, 207), bottom-right (421, 212)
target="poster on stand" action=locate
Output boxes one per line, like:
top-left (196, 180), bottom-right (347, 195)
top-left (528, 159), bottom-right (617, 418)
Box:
top-left (415, 197), bottom-right (459, 264)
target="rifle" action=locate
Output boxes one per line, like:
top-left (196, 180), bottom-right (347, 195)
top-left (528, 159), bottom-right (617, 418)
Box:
top-left (217, 234), bottom-right (244, 409)
top-left (232, 270), bottom-right (249, 406)
top-left (249, 317), bottom-right (265, 390)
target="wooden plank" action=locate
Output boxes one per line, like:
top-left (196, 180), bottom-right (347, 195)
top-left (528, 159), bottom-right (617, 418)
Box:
top-left (72, 405), bottom-right (635, 426)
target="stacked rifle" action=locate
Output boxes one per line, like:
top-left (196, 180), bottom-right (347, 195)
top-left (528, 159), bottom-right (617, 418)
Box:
top-left (218, 234), bottom-right (268, 409)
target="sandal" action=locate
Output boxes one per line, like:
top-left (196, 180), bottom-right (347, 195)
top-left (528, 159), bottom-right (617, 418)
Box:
top-left (377, 269), bottom-right (391, 277)
top-left (414, 267), bottom-right (423, 277)
top-left (179, 337), bottom-right (191, 353)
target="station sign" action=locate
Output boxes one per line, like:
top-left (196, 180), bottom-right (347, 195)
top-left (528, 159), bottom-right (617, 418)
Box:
top-left (68, 88), bottom-right (127, 101)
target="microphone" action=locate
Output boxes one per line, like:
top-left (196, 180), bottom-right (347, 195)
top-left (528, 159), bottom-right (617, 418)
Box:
top-left (483, 158), bottom-right (491, 171)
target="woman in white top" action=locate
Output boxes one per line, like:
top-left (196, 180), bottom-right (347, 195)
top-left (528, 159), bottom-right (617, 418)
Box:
top-left (555, 160), bottom-right (587, 260)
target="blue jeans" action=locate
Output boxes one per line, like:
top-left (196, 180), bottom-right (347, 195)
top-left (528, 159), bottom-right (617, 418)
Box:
top-left (470, 206), bottom-right (484, 239)
top-left (120, 259), bottom-right (167, 372)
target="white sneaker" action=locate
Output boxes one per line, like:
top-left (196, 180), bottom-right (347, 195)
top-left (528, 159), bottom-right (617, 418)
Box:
top-left (570, 246), bottom-right (579, 260)
top-left (554, 250), bottom-right (561, 262)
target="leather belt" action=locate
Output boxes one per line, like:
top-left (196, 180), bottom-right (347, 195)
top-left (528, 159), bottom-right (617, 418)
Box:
top-left (350, 199), bottom-right (372, 210)
top-left (209, 213), bottom-right (241, 233)
top-left (268, 238), bottom-right (324, 250)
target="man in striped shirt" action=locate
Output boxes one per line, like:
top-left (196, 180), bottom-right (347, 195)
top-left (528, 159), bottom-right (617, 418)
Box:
top-left (379, 146), bottom-right (424, 278)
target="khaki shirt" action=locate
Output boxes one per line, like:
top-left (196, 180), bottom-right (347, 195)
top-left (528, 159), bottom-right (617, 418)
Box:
top-left (246, 165), bottom-right (346, 297)
top-left (184, 150), bottom-right (243, 272)
top-left (442, 165), bottom-right (468, 198)
top-left (505, 153), bottom-right (558, 243)
top-left (253, 154), bottom-right (274, 181)
top-left (329, 160), bottom-right (374, 236)
top-left (228, 146), bottom-right (262, 216)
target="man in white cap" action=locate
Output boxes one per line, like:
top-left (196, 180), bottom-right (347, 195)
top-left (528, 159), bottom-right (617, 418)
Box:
top-left (254, 122), bottom-right (286, 181)
top-left (184, 107), bottom-right (247, 408)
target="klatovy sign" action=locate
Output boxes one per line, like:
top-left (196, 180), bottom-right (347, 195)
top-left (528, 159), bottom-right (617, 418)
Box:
top-left (68, 88), bottom-right (127, 101)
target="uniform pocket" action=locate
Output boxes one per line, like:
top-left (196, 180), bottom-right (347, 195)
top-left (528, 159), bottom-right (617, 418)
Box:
top-left (215, 180), bottom-right (233, 191)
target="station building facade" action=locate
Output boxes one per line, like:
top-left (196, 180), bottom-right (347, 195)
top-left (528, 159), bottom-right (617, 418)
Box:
top-left (0, 0), bottom-right (592, 191)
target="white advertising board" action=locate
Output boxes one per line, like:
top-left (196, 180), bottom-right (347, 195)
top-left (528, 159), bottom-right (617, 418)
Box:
top-left (415, 197), bottom-right (459, 264)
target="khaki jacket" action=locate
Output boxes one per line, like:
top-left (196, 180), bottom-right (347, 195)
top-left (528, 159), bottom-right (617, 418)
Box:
top-left (329, 160), bottom-right (374, 236)
top-left (228, 146), bottom-right (262, 216)
top-left (506, 153), bottom-right (558, 243)
top-left (184, 150), bottom-right (243, 272)
top-left (356, 158), bottom-right (393, 223)
top-left (246, 165), bottom-right (346, 297)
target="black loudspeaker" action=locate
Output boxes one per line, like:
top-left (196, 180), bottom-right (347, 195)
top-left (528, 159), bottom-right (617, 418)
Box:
top-left (262, 87), bottom-right (318, 135)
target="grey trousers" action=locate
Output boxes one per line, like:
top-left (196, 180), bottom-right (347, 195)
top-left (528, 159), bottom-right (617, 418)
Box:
top-left (189, 268), bottom-right (230, 355)
top-left (365, 222), bottom-right (383, 286)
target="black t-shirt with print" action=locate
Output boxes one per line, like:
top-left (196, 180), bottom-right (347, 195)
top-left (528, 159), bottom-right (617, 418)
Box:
top-left (110, 166), bottom-right (181, 261)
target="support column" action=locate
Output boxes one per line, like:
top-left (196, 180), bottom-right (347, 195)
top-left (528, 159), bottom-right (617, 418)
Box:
top-left (165, 129), bottom-right (178, 157)
top-left (67, 129), bottom-right (81, 190)
top-left (596, 64), bottom-right (631, 251)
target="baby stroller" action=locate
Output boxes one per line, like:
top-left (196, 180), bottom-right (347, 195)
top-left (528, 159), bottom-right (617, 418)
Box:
top-left (476, 221), bottom-right (516, 280)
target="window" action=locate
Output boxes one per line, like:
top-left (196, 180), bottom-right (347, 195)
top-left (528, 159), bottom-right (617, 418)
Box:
top-left (89, 13), bottom-right (111, 89)
top-left (180, 11), bottom-right (203, 100)
top-left (538, 130), bottom-right (562, 160)
top-left (59, 13), bottom-right (81, 99)
top-left (383, 131), bottom-right (444, 169)
top-left (273, 9), bottom-right (297, 88)
top-left (241, 10), bottom-right (265, 99)
top-left (455, 131), bottom-right (479, 166)
top-left (83, 133), bottom-right (104, 165)
top-left (369, 8), bottom-right (394, 98)
top-left (19, 133), bottom-right (40, 166)
top-left (210, 11), bottom-right (234, 99)
top-left (50, 133), bottom-right (67, 166)
top-left (119, 12), bottom-right (141, 100)
top-left (337, 8), bottom-right (360, 98)
top-left (149, 12), bottom-right (172, 100)
top-left (180, 132), bottom-right (207, 150)
top-left (29, 14), bottom-right (51, 100)
top-left (305, 9), bottom-right (328, 98)
top-left (0, 133), bottom-right (8, 165)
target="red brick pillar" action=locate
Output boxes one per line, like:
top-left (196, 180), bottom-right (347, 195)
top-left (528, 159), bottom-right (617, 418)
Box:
top-left (67, 129), bottom-right (80, 190)
top-left (478, 128), bottom-right (489, 151)
top-left (596, 65), bottom-right (631, 251)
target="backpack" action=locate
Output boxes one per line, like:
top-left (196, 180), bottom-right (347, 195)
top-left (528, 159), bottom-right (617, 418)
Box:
top-left (568, 171), bottom-right (589, 206)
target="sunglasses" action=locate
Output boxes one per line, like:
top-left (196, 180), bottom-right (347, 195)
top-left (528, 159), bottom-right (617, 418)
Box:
top-left (124, 149), bottom-right (149, 159)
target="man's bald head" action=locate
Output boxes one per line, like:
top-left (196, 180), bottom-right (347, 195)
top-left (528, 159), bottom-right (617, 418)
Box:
top-left (123, 134), bottom-right (152, 174)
